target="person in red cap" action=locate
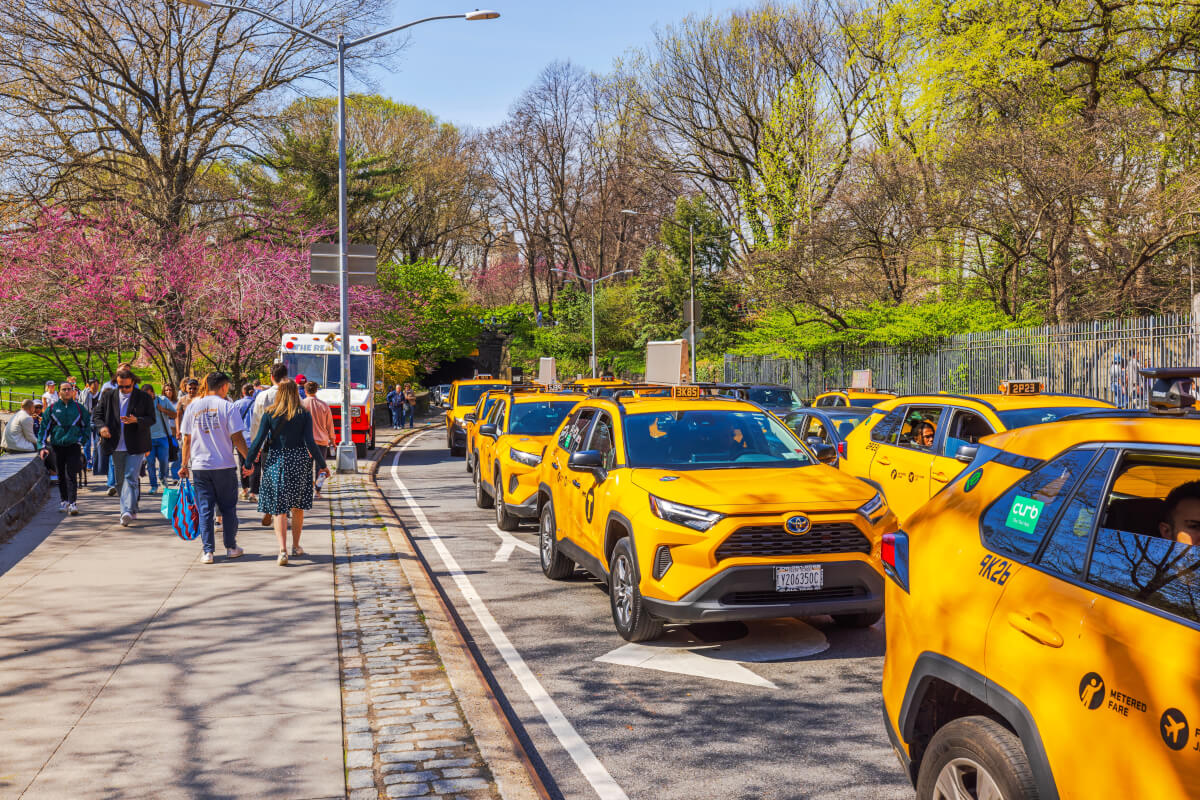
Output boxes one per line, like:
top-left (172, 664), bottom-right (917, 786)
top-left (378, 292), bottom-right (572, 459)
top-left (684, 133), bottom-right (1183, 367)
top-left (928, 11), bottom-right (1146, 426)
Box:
top-left (295, 375), bottom-right (307, 399)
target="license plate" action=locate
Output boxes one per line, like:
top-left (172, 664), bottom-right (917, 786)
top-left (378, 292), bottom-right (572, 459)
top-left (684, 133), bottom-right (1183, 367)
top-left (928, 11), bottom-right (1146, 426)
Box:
top-left (775, 564), bottom-right (823, 592)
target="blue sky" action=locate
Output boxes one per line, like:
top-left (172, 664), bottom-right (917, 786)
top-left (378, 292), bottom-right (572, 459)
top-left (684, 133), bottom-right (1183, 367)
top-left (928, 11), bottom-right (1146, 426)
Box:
top-left (359, 0), bottom-right (741, 130)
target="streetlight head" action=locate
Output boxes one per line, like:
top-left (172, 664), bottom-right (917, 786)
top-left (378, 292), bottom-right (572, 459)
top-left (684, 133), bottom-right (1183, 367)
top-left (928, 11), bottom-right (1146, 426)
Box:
top-left (620, 209), bottom-right (638, 215)
top-left (465, 9), bottom-right (500, 20)
top-left (177, 0), bottom-right (212, 8)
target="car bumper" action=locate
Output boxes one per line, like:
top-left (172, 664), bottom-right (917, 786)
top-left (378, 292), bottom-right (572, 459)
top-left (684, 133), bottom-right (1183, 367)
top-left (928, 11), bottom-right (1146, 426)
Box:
top-left (501, 490), bottom-right (540, 519)
top-left (640, 561), bottom-right (884, 623)
top-left (450, 428), bottom-right (466, 448)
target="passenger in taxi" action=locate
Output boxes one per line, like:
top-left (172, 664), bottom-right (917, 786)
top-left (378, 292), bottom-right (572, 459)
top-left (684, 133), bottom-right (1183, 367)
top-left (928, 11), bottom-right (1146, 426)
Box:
top-left (1160, 480), bottom-right (1200, 546)
top-left (914, 421), bottom-right (935, 450)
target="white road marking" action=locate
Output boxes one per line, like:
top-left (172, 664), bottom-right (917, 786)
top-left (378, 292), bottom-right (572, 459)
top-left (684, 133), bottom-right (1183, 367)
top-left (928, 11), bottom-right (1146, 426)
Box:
top-left (595, 619), bottom-right (829, 689)
top-left (391, 433), bottom-right (629, 800)
top-left (489, 524), bottom-right (538, 562)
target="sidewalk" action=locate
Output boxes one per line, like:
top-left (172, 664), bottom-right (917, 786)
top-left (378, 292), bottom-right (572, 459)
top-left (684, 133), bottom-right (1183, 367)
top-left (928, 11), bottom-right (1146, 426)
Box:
top-left (0, 477), bottom-right (344, 798)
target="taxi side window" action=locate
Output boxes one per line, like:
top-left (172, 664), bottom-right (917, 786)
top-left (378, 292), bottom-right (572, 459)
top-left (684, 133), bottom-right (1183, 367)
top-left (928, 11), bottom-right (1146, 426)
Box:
top-left (941, 410), bottom-right (995, 459)
top-left (895, 406), bottom-right (945, 451)
top-left (807, 417), bottom-right (828, 441)
top-left (556, 409), bottom-right (581, 450)
top-left (560, 408), bottom-right (596, 454)
top-left (486, 399), bottom-right (505, 428)
top-left (1037, 450), bottom-right (1117, 578)
top-left (870, 408), bottom-right (906, 444)
top-left (817, 395), bottom-right (844, 407)
top-left (981, 449), bottom-right (1096, 561)
top-left (589, 413), bottom-right (618, 471)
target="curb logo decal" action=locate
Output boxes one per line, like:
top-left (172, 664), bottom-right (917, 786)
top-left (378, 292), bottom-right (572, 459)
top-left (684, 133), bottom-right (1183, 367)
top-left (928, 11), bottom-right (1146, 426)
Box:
top-left (785, 515), bottom-right (811, 535)
top-left (1079, 673), bottom-right (1105, 710)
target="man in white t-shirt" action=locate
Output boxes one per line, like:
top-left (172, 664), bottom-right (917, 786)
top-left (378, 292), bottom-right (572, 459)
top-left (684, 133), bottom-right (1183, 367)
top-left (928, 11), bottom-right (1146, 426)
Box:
top-left (180, 372), bottom-right (249, 564)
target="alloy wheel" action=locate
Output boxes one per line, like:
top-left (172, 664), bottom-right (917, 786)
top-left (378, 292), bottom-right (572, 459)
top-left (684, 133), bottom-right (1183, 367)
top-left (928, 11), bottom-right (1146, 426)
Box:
top-left (612, 554), bottom-right (634, 627)
top-left (932, 757), bottom-right (1005, 800)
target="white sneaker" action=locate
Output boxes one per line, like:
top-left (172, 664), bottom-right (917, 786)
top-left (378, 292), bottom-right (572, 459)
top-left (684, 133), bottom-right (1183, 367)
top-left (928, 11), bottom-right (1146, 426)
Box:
top-left (226, 547), bottom-right (244, 559)
top-left (59, 501), bottom-right (68, 513)
top-left (120, 512), bottom-right (133, 527)
top-left (200, 552), bottom-right (214, 564)
top-left (68, 503), bottom-right (79, 516)
top-left (277, 551), bottom-right (288, 566)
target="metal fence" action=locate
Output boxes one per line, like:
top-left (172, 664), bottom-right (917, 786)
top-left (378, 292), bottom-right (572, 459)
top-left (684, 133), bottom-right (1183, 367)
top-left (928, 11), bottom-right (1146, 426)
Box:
top-left (0, 388), bottom-right (38, 413)
top-left (724, 313), bottom-right (1200, 405)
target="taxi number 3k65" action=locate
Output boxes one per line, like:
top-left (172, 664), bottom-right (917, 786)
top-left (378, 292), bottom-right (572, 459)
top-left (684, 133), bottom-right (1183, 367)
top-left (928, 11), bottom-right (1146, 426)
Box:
top-left (978, 554), bottom-right (1012, 585)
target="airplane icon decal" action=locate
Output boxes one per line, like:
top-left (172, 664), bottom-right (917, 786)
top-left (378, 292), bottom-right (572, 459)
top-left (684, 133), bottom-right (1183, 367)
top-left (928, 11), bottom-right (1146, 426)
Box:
top-left (1160, 708), bottom-right (1190, 751)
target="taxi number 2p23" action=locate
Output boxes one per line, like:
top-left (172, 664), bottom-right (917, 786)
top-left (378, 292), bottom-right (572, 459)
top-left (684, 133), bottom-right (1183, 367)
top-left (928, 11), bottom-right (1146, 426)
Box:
top-left (978, 554), bottom-right (1012, 585)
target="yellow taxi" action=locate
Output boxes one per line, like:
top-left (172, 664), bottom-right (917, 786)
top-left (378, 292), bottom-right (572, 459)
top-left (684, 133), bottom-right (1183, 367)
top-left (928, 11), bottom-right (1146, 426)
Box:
top-left (881, 367), bottom-right (1200, 799)
top-left (813, 388), bottom-right (897, 408)
top-left (445, 378), bottom-right (507, 457)
top-left (534, 386), bottom-right (899, 641)
top-left (840, 382), bottom-right (1113, 522)
top-left (472, 389), bottom-right (588, 529)
top-left (464, 388), bottom-right (514, 474)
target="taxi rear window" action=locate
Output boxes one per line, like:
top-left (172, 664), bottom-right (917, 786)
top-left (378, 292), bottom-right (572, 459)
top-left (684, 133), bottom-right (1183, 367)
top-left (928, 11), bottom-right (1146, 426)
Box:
top-left (994, 407), bottom-right (1095, 429)
top-left (847, 397), bottom-right (882, 407)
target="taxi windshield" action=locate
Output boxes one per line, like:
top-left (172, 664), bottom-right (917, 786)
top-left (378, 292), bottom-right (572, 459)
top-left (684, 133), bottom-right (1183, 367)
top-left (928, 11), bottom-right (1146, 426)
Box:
top-left (624, 409), bottom-right (814, 469)
top-left (747, 387), bottom-right (801, 407)
top-left (456, 384), bottom-right (506, 406)
top-left (995, 407), bottom-right (1096, 429)
top-left (509, 401), bottom-right (579, 435)
top-left (848, 397), bottom-right (883, 408)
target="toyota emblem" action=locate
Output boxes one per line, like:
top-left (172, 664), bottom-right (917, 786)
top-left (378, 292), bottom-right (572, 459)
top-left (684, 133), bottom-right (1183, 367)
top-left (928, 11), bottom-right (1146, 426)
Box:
top-left (785, 515), bottom-right (811, 535)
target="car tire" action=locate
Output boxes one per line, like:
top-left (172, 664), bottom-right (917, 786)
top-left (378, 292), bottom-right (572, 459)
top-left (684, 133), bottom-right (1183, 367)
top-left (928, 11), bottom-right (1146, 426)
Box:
top-left (474, 465), bottom-right (493, 509)
top-left (467, 449), bottom-right (475, 474)
top-left (608, 537), bottom-right (664, 642)
top-left (495, 470), bottom-right (520, 531)
top-left (916, 716), bottom-right (1039, 800)
top-left (451, 442), bottom-right (465, 457)
top-left (539, 502), bottom-right (574, 580)
top-left (833, 611), bottom-right (882, 629)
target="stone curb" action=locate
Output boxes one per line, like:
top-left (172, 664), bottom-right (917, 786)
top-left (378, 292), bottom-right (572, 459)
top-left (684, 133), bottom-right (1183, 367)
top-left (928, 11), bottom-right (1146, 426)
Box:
top-left (365, 425), bottom-right (550, 800)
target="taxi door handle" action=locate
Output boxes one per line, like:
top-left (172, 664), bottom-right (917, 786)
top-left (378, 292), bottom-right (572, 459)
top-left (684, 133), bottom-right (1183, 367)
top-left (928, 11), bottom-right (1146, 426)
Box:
top-left (1007, 612), bottom-right (1064, 648)
top-left (932, 471), bottom-right (951, 483)
top-left (551, 461), bottom-right (559, 471)
top-left (877, 455), bottom-right (892, 466)
top-left (572, 479), bottom-right (581, 488)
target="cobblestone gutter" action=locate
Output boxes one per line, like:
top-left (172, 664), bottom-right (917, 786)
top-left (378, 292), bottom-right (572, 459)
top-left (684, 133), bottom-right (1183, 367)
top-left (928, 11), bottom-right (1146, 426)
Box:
top-left (329, 457), bottom-right (502, 800)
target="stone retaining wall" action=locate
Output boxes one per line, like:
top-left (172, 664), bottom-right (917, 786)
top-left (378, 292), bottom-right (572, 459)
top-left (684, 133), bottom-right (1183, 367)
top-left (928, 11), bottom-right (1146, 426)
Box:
top-left (0, 453), bottom-right (49, 540)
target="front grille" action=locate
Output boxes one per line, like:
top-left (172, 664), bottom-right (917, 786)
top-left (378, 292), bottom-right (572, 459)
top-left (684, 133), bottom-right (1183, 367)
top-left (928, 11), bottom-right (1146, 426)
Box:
top-left (715, 522), bottom-right (871, 561)
top-left (721, 586), bottom-right (866, 605)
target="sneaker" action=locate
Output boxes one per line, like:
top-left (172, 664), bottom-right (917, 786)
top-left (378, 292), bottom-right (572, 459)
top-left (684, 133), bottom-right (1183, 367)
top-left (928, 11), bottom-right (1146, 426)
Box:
top-left (226, 547), bottom-right (244, 559)
top-left (200, 552), bottom-right (214, 564)
top-left (59, 501), bottom-right (68, 513)
top-left (107, 487), bottom-right (118, 497)
top-left (291, 545), bottom-right (305, 557)
top-left (120, 512), bottom-right (133, 527)
top-left (68, 503), bottom-right (79, 516)
top-left (277, 551), bottom-right (288, 566)
top-left (148, 486), bottom-right (157, 495)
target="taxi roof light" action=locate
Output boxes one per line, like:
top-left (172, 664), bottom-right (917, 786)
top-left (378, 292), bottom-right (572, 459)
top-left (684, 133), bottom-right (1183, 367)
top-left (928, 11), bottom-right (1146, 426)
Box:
top-left (998, 380), bottom-right (1043, 396)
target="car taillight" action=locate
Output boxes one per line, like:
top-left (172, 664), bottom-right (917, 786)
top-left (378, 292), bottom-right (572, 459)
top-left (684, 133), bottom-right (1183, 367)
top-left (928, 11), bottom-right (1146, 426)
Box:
top-left (837, 441), bottom-right (846, 458)
top-left (881, 531), bottom-right (909, 592)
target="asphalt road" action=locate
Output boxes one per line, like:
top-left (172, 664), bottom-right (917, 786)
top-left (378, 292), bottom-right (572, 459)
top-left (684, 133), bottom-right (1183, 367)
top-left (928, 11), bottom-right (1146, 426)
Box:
top-left (380, 429), bottom-right (913, 800)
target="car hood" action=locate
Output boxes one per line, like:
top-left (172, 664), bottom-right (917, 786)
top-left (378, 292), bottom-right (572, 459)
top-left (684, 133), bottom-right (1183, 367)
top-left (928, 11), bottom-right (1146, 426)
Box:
top-left (630, 465), bottom-right (877, 513)
top-left (503, 434), bottom-right (551, 454)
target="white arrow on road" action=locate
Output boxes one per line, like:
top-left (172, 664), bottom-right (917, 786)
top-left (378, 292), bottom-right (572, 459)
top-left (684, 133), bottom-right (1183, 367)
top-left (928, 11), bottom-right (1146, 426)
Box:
top-left (595, 619), bottom-right (830, 689)
top-left (489, 524), bottom-right (538, 562)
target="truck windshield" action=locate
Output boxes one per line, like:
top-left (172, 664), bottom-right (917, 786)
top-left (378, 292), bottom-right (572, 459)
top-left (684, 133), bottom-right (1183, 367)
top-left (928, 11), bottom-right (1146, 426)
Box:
top-left (456, 384), bottom-right (506, 406)
top-left (282, 354), bottom-right (328, 386)
top-left (326, 355), bottom-right (371, 390)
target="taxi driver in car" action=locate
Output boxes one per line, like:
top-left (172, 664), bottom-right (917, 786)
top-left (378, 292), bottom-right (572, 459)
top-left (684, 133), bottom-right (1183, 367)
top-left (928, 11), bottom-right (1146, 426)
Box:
top-left (914, 421), bottom-right (936, 450)
top-left (1160, 480), bottom-right (1200, 547)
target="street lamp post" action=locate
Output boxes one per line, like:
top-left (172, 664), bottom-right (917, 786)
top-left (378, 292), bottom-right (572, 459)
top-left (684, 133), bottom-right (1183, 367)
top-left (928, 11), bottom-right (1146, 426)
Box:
top-left (551, 269), bottom-right (632, 378)
top-left (621, 209), bottom-right (697, 380)
top-left (180, 0), bottom-right (499, 471)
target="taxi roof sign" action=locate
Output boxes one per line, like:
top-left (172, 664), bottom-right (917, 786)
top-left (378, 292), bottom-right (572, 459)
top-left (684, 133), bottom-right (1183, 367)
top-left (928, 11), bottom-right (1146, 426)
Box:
top-left (1141, 367), bottom-right (1200, 413)
top-left (536, 357), bottom-right (557, 386)
top-left (850, 370), bottom-right (873, 390)
top-left (999, 380), bottom-right (1043, 396)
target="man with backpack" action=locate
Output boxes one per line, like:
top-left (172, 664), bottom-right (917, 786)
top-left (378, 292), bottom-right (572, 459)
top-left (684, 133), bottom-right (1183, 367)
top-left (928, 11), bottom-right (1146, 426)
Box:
top-left (38, 382), bottom-right (91, 515)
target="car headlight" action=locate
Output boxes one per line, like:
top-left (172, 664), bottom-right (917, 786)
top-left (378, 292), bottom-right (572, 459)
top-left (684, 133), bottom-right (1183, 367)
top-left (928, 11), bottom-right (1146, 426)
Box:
top-left (649, 495), bottom-right (723, 532)
top-left (509, 447), bottom-right (541, 467)
top-left (351, 406), bottom-right (362, 418)
top-left (452, 419), bottom-right (464, 430)
top-left (857, 492), bottom-right (888, 524)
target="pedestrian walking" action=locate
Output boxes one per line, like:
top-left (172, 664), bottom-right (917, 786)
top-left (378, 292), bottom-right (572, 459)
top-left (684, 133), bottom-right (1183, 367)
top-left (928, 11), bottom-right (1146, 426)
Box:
top-left (179, 372), bottom-right (249, 564)
top-left (41, 380), bottom-right (58, 410)
top-left (143, 384), bottom-right (177, 495)
top-left (78, 379), bottom-right (100, 471)
top-left (2, 399), bottom-right (39, 453)
top-left (92, 368), bottom-right (155, 527)
top-left (249, 363), bottom-right (288, 526)
top-left (1109, 354), bottom-right (1128, 407)
top-left (387, 384), bottom-right (404, 428)
top-left (37, 382), bottom-right (90, 515)
top-left (302, 380), bottom-right (334, 496)
top-left (231, 384), bottom-right (257, 500)
top-left (295, 375), bottom-right (307, 399)
top-left (403, 383), bottom-right (417, 428)
top-left (243, 379), bottom-right (328, 565)
top-left (1127, 350), bottom-right (1144, 408)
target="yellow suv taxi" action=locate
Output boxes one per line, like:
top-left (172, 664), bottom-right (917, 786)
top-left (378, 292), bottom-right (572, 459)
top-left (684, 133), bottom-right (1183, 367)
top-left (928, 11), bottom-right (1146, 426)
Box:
top-left (464, 387), bottom-right (517, 474)
top-left (472, 389), bottom-right (587, 529)
top-left (813, 388), bottom-right (897, 408)
top-left (445, 378), bottom-right (507, 457)
top-left (881, 368), bottom-right (1200, 800)
top-left (841, 382), bottom-right (1113, 522)
top-left (535, 387), bottom-right (898, 641)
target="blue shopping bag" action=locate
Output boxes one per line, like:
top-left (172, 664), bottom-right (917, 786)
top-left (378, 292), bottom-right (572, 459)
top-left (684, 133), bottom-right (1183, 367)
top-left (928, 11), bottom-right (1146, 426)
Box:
top-left (170, 478), bottom-right (199, 541)
top-left (160, 484), bottom-right (180, 519)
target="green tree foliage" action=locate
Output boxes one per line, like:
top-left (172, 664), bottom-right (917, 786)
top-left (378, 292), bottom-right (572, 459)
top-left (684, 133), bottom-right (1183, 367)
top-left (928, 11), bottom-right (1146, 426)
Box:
top-left (375, 259), bottom-right (481, 368)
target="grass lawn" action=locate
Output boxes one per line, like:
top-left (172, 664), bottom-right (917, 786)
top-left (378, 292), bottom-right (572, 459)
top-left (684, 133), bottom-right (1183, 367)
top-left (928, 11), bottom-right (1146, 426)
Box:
top-left (0, 348), bottom-right (162, 408)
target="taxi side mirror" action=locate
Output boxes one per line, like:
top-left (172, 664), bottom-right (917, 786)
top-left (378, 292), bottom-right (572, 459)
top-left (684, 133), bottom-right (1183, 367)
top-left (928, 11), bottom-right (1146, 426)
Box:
top-left (479, 424), bottom-right (498, 439)
top-left (464, 413), bottom-right (477, 423)
top-left (568, 449), bottom-right (604, 472)
top-left (955, 443), bottom-right (979, 464)
top-left (812, 443), bottom-right (838, 465)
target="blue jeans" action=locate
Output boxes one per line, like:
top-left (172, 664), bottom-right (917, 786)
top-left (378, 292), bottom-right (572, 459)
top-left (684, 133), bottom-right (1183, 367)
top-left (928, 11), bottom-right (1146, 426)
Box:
top-left (82, 434), bottom-right (93, 469)
top-left (390, 406), bottom-right (403, 427)
top-left (400, 404), bottom-right (414, 428)
top-left (109, 450), bottom-right (145, 517)
top-left (106, 457), bottom-right (116, 489)
top-left (193, 468), bottom-right (240, 553)
top-left (147, 437), bottom-right (170, 490)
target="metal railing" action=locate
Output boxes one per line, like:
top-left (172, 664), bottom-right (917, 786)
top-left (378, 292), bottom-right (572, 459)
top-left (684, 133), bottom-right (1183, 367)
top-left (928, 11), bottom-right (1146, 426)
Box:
top-left (0, 388), bottom-right (38, 413)
top-left (724, 313), bottom-right (1200, 406)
